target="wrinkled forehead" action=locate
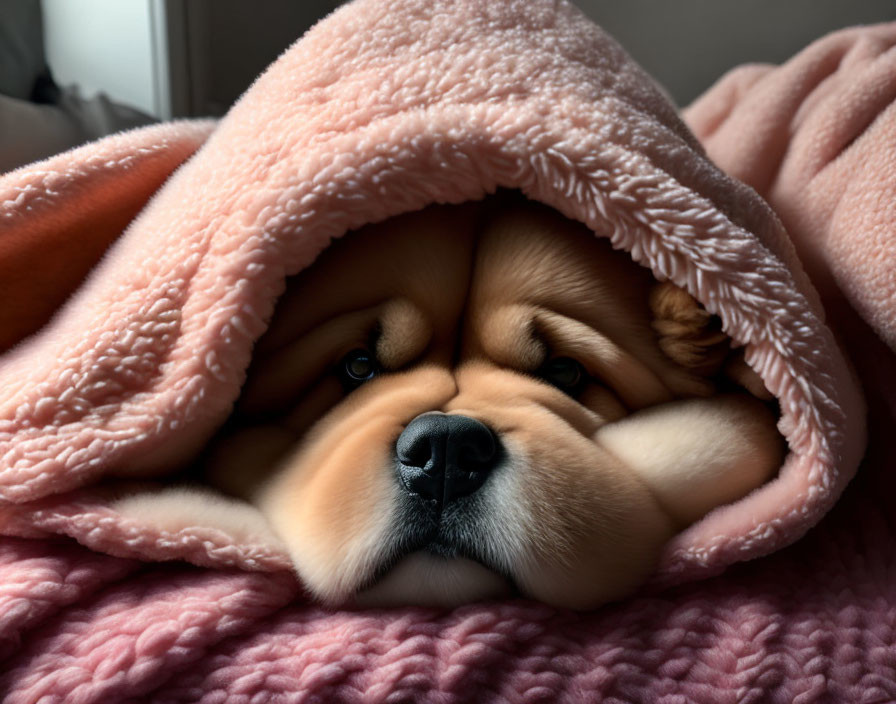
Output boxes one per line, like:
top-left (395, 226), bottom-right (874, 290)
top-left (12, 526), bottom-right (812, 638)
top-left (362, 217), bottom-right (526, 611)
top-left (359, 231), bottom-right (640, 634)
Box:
top-left (262, 202), bottom-right (480, 346)
top-left (260, 197), bottom-right (657, 351)
top-left (470, 201), bottom-right (658, 326)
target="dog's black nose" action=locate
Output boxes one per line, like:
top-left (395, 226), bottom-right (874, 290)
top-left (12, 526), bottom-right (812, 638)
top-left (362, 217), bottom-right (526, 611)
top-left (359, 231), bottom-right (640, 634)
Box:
top-left (396, 413), bottom-right (499, 504)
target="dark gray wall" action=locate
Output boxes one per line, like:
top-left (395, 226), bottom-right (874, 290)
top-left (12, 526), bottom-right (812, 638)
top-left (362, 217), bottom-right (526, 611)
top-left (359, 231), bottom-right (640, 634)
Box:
top-left (193, 0), bottom-right (343, 114)
top-left (195, 0), bottom-right (895, 114)
top-left (578, 0), bottom-right (896, 106)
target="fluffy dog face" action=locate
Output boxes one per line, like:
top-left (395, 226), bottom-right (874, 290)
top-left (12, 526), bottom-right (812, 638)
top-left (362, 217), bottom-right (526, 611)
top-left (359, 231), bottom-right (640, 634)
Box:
top-left (203, 196), bottom-right (783, 610)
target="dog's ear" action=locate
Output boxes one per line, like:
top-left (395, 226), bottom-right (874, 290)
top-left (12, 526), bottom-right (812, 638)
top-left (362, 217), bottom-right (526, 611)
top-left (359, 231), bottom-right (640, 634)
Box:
top-left (649, 282), bottom-right (729, 377)
top-left (649, 281), bottom-right (772, 399)
top-left (0, 121), bottom-right (213, 353)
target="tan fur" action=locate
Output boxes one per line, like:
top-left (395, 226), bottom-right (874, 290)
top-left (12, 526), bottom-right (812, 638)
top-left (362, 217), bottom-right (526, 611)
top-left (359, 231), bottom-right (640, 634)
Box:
top-left (111, 485), bottom-right (285, 547)
top-left (648, 284), bottom-right (725, 385)
top-left (202, 195), bottom-right (784, 609)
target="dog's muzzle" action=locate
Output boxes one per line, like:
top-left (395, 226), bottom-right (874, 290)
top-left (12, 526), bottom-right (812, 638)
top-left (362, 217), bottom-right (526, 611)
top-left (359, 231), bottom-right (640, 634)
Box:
top-left (395, 413), bottom-right (500, 506)
top-left (356, 413), bottom-right (515, 600)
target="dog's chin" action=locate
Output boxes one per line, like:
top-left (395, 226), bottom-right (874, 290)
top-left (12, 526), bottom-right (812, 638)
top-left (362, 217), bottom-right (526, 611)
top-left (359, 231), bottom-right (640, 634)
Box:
top-left (353, 552), bottom-right (516, 608)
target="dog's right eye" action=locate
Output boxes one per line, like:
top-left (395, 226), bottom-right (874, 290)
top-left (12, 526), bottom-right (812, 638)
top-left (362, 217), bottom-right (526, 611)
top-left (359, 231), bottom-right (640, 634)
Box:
top-left (538, 356), bottom-right (588, 396)
top-left (340, 349), bottom-right (380, 389)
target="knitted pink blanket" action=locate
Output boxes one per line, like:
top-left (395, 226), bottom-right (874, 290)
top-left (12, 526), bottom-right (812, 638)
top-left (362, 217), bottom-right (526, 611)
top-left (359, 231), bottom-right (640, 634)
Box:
top-left (1, 1), bottom-right (890, 700)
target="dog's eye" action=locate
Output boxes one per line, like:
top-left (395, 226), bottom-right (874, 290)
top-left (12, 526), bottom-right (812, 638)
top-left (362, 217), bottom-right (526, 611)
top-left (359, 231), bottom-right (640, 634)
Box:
top-left (340, 349), bottom-right (380, 388)
top-left (539, 357), bottom-right (587, 394)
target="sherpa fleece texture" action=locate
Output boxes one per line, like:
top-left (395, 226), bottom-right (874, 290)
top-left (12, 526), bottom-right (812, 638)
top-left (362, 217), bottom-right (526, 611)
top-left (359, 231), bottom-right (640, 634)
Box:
top-left (0, 1), bottom-right (887, 701)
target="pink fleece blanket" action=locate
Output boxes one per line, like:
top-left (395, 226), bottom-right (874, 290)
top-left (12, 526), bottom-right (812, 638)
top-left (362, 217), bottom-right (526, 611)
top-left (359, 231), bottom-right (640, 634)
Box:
top-left (0, 1), bottom-right (891, 700)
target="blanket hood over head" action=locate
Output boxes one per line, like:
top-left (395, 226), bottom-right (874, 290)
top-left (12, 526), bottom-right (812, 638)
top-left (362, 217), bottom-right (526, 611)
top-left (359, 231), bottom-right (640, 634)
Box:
top-left (0, 0), bottom-right (864, 613)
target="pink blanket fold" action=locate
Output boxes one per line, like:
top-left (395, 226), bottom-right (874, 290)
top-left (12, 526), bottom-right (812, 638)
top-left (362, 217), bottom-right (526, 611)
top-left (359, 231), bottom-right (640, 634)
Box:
top-left (0, 1), bottom-right (888, 700)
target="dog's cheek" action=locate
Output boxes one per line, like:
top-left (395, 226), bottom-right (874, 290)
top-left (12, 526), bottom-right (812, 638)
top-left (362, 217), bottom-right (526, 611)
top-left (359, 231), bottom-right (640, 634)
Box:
top-left (257, 418), bottom-right (402, 603)
top-left (257, 366), bottom-right (459, 602)
top-left (509, 430), bottom-right (676, 610)
top-left (490, 408), bottom-right (674, 609)
top-left (446, 366), bottom-right (673, 607)
top-left (450, 394), bottom-right (675, 610)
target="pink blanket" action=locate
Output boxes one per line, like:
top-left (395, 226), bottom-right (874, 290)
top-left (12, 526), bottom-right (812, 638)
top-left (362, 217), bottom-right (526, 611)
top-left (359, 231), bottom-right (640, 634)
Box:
top-left (1, 1), bottom-right (890, 700)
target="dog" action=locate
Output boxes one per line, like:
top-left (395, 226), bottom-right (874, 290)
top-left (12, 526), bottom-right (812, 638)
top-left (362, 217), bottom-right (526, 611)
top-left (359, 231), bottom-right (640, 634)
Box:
top-left (200, 194), bottom-right (784, 610)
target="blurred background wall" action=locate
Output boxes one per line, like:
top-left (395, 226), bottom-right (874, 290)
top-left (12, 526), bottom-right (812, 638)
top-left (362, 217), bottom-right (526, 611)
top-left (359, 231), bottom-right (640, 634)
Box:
top-left (586, 0), bottom-right (895, 105)
top-left (35, 0), bottom-right (896, 118)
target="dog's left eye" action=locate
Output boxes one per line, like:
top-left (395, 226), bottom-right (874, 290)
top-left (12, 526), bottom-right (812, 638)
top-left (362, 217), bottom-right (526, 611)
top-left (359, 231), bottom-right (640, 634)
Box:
top-left (539, 357), bottom-right (587, 395)
top-left (340, 349), bottom-right (380, 389)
